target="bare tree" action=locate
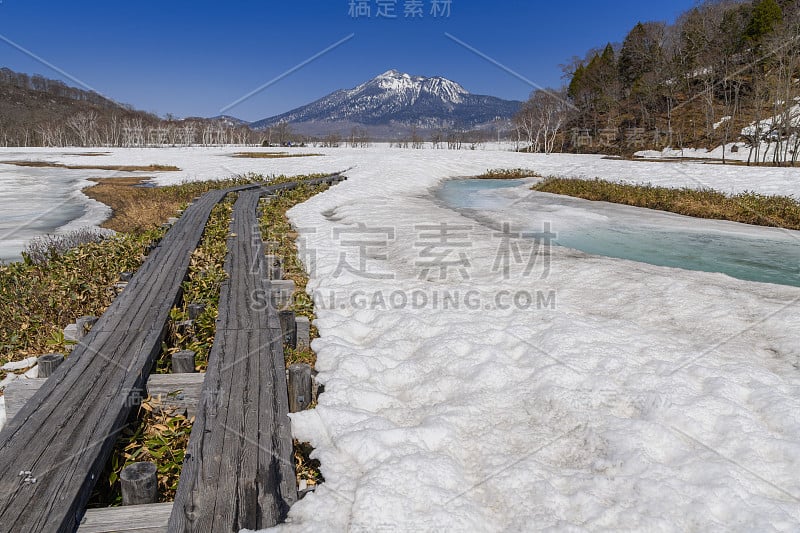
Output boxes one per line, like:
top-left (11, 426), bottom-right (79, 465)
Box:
top-left (274, 121), bottom-right (292, 146)
top-left (410, 126), bottom-right (425, 149)
top-left (66, 111), bottom-right (98, 147)
top-left (515, 89), bottom-right (573, 154)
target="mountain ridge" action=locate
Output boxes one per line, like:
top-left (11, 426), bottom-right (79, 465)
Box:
top-left (250, 70), bottom-right (522, 137)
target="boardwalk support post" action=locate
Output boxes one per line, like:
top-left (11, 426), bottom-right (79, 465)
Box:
top-left (121, 462), bottom-right (158, 506)
top-left (271, 280), bottom-right (295, 309)
top-left (265, 255), bottom-right (283, 280)
top-left (295, 316), bottom-right (310, 350)
top-left (172, 350), bottom-right (197, 373)
top-left (279, 310), bottom-right (297, 348)
top-left (37, 354), bottom-right (64, 378)
top-left (76, 316), bottom-right (98, 341)
top-left (287, 364), bottom-right (312, 413)
top-left (187, 303), bottom-right (206, 320)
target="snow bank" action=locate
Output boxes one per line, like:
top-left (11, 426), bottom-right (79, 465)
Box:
top-left (246, 148), bottom-right (800, 531)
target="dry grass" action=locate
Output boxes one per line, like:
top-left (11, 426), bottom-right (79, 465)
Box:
top-left (533, 177), bottom-right (800, 230)
top-left (0, 161), bottom-right (180, 171)
top-left (231, 152), bottom-right (323, 159)
top-left (92, 397), bottom-right (194, 506)
top-left (0, 177), bottom-right (255, 363)
top-left (0, 231), bottom-right (158, 363)
top-left (631, 156), bottom-right (800, 168)
top-left (476, 168), bottom-right (541, 179)
top-left (83, 176), bottom-right (252, 233)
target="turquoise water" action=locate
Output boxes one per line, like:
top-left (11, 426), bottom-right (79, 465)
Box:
top-left (437, 179), bottom-right (800, 288)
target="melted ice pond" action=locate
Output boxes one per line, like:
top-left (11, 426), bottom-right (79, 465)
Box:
top-left (437, 178), bottom-right (800, 288)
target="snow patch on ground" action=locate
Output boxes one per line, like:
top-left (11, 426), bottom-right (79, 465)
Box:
top-left (713, 115), bottom-right (732, 130)
top-left (741, 101), bottom-right (800, 137)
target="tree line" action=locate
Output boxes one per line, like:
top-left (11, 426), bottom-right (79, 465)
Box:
top-left (514, 0), bottom-right (800, 164)
top-left (0, 68), bottom-right (264, 147)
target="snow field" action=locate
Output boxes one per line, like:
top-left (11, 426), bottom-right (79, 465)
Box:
top-left (1, 146), bottom-right (800, 530)
top-left (265, 149), bottom-right (799, 531)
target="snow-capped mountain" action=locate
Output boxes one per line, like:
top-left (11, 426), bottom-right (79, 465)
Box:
top-left (250, 70), bottom-right (522, 134)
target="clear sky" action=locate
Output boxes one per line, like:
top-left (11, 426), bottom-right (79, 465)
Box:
top-left (0, 0), bottom-right (698, 122)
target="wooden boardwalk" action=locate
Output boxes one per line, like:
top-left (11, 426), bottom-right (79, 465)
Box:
top-left (0, 188), bottom-right (243, 532)
top-left (0, 175), bottom-right (343, 532)
top-left (168, 189), bottom-right (296, 531)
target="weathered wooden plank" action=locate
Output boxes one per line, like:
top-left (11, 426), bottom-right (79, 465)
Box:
top-left (146, 374), bottom-right (205, 419)
top-left (78, 502), bottom-right (172, 533)
top-left (0, 186), bottom-right (259, 533)
top-left (4, 374), bottom-right (205, 423)
top-left (169, 190), bottom-right (296, 532)
top-left (0, 327), bottom-right (165, 531)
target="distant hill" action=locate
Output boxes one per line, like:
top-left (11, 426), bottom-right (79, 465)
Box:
top-left (208, 115), bottom-right (250, 128)
top-left (0, 68), bottom-right (260, 146)
top-left (251, 70), bottom-right (522, 139)
top-left (0, 68), bottom-right (159, 145)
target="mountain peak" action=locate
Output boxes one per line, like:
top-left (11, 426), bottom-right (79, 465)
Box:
top-left (363, 70), bottom-right (469, 103)
top-left (251, 70), bottom-right (522, 136)
top-left (379, 69), bottom-right (405, 78)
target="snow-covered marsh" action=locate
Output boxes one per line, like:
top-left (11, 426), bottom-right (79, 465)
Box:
top-left (1, 146), bottom-right (800, 530)
top-left (270, 147), bottom-right (800, 531)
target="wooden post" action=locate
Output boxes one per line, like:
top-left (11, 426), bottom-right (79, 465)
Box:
top-left (295, 316), bottom-right (310, 350)
top-left (187, 303), bottom-right (206, 320)
top-left (121, 462), bottom-right (158, 506)
top-left (172, 350), bottom-right (196, 373)
top-left (63, 324), bottom-right (78, 343)
top-left (76, 316), bottom-right (98, 341)
top-left (4, 379), bottom-right (46, 421)
top-left (270, 280), bottom-right (295, 309)
top-left (113, 282), bottom-right (128, 294)
top-left (265, 255), bottom-right (283, 280)
top-left (8, 374), bottom-right (207, 421)
top-left (287, 364), bottom-right (312, 413)
top-left (175, 320), bottom-right (194, 336)
top-left (37, 354), bottom-right (64, 378)
top-left (279, 310), bottom-right (296, 348)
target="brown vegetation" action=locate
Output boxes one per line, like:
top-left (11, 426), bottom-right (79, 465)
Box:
top-left (533, 177), bottom-right (800, 229)
top-left (1, 160), bottom-right (180, 171)
top-left (83, 176), bottom-right (254, 233)
top-left (231, 152), bottom-right (322, 159)
top-left (476, 168), bottom-right (541, 179)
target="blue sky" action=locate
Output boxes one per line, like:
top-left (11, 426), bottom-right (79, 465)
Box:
top-left (0, 0), bottom-right (697, 121)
